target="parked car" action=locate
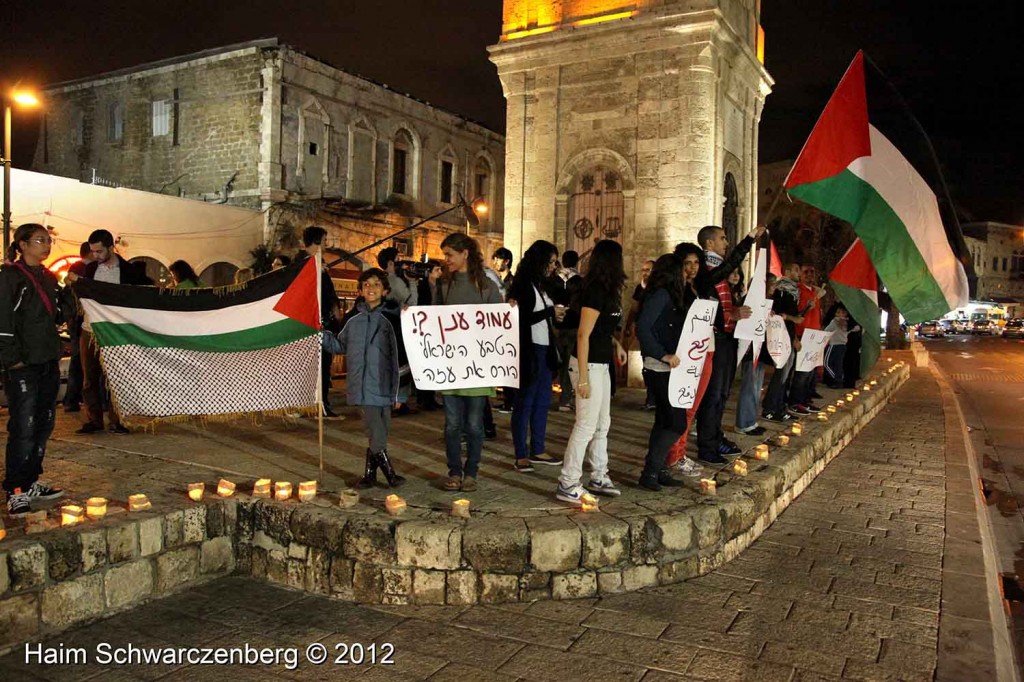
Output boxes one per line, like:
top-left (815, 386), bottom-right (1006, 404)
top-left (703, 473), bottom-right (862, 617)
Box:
top-left (1004, 319), bottom-right (1024, 339)
top-left (971, 319), bottom-right (998, 335)
top-left (917, 320), bottom-right (945, 338)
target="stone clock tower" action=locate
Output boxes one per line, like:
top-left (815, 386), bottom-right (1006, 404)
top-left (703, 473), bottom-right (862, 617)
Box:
top-left (489, 0), bottom-right (773, 272)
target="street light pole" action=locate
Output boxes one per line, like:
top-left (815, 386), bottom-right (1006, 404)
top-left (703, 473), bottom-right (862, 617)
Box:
top-left (2, 103), bottom-right (12, 254)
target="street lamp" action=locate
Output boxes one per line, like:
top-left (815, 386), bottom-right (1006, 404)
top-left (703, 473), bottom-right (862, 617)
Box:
top-left (3, 88), bottom-right (41, 253)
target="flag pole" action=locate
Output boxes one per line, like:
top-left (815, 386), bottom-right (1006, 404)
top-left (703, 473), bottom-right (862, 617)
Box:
top-left (316, 248), bottom-right (325, 484)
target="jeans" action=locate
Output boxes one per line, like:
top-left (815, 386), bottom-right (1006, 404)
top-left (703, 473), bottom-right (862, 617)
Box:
top-left (443, 395), bottom-right (486, 478)
top-left (762, 351), bottom-right (794, 415)
top-left (359, 406), bottom-right (391, 453)
top-left (3, 361), bottom-right (60, 494)
top-left (558, 358), bottom-right (611, 488)
top-left (696, 333), bottom-right (738, 458)
top-left (824, 344), bottom-right (846, 387)
top-left (735, 358), bottom-right (768, 430)
top-left (81, 330), bottom-right (121, 429)
top-left (644, 370), bottom-right (688, 478)
top-left (788, 370), bottom-right (814, 407)
top-left (511, 344), bottom-right (553, 459)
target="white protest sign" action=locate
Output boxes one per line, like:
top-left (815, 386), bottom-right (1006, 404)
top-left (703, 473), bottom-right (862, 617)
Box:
top-left (402, 304), bottom-right (520, 390)
top-left (734, 248), bottom-right (769, 342)
top-left (795, 328), bottom-right (833, 372)
top-left (669, 299), bottom-right (718, 408)
top-left (765, 312), bottom-right (791, 368)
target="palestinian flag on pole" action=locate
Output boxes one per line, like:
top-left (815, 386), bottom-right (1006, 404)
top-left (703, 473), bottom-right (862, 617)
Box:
top-left (784, 51), bottom-right (971, 324)
top-left (829, 239), bottom-right (881, 376)
top-left (75, 257), bottom-right (322, 419)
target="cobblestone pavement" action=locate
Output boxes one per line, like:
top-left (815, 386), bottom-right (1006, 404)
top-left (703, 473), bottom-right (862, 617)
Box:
top-left (0, 368), bottom-right (974, 681)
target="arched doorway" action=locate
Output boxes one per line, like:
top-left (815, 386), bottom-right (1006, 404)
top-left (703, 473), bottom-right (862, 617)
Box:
top-left (567, 167), bottom-right (624, 262)
top-left (723, 172), bottom-right (739, 247)
top-left (199, 262), bottom-right (239, 287)
top-left (129, 256), bottom-right (171, 287)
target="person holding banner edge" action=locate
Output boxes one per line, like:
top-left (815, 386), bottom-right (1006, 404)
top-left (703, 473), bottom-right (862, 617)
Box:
top-left (433, 233), bottom-right (502, 492)
top-left (507, 240), bottom-right (565, 473)
top-left (556, 240), bottom-right (627, 504)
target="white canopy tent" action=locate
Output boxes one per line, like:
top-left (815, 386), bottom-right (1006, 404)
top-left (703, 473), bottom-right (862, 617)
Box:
top-left (3, 169), bottom-right (265, 280)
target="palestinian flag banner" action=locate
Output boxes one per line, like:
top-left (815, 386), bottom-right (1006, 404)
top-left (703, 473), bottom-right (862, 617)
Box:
top-left (784, 51), bottom-right (970, 324)
top-left (74, 258), bottom-right (322, 418)
top-left (829, 239), bottom-right (881, 376)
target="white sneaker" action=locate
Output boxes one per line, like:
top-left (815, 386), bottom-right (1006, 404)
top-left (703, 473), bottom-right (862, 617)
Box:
top-left (585, 477), bottom-right (622, 497)
top-left (555, 483), bottom-right (587, 506)
top-left (673, 458), bottom-right (704, 478)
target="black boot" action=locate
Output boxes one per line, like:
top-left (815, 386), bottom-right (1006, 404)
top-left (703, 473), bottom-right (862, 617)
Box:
top-left (357, 448), bottom-right (379, 489)
top-left (657, 469), bottom-right (685, 487)
top-left (375, 449), bottom-right (406, 487)
top-left (638, 473), bottom-right (662, 492)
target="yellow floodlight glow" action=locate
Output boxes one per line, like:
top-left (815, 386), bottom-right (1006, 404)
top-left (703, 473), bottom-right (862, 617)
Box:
top-left (12, 91), bottom-right (40, 107)
top-left (473, 201), bottom-right (488, 215)
top-left (505, 26), bottom-right (557, 41)
top-left (573, 11), bottom-right (637, 28)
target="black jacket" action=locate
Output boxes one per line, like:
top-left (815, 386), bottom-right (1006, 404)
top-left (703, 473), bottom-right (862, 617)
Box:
top-left (0, 262), bottom-right (63, 368)
top-left (507, 276), bottom-right (561, 384)
top-left (84, 254), bottom-right (153, 286)
top-left (636, 285), bottom-right (699, 362)
top-left (695, 235), bottom-right (755, 334)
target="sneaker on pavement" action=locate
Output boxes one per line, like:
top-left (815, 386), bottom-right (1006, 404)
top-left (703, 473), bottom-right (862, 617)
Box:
top-left (788, 404), bottom-right (810, 416)
top-left (718, 442), bottom-right (742, 457)
top-left (513, 459), bottom-right (535, 473)
top-left (556, 483), bottom-right (587, 506)
top-left (495, 407), bottom-right (513, 415)
top-left (530, 452), bottom-right (562, 466)
top-left (737, 425), bottom-right (767, 436)
top-left (658, 469), bottom-right (685, 487)
top-left (674, 458), bottom-right (704, 478)
top-left (804, 403), bottom-right (822, 413)
top-left (763, 411), bottom-right (795, 423)
top-left (27, 481), bottom-right (64, 501)
top-left (698, 451), bottom-right (729, 465)
top-left (6, 490), bottom-right (30, 516)
top-left (585, 477), bottom-right (622, 497)
top-left (109, 424), bottom-right (130, 435)
top-left (557, 405), bottom-right (573, 412)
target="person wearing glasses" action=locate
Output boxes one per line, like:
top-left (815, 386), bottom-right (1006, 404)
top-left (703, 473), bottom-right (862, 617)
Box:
top-left (1, 224), bottom-right (67, 515)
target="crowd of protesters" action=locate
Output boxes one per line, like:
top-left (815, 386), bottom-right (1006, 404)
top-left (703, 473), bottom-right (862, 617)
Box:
top-left (2, 221), bottom-right (864, 515)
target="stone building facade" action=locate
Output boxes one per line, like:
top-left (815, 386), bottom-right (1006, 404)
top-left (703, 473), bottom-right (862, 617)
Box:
top-left (963, 222), bottom-right (1024, 307)
top-left (31, 39), bottom-right (505, 288)
top-left (489, 0), bottom-right (772, 279)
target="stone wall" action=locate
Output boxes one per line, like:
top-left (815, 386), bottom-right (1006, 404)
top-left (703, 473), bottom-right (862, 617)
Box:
top-left (0, 499), bottom-right (237, 654)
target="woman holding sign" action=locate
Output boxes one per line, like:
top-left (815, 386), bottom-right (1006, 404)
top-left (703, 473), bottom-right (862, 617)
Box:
top-left (435, 233), bottom-right (503, 492)
top-left (556, 240), bottom-right (627, 505)
top-left (507, 240), bottom-right (565, 473)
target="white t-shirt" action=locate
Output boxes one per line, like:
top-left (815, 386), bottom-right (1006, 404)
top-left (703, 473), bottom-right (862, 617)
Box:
top-left (83, 259), bottom-right (121, 331)
top-left (531, 285), bottom-right (552, 345)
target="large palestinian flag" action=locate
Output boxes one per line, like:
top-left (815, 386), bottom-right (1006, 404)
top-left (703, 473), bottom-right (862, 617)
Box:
top-left (75, 258), bottom-right (321, 418)
top-left (830, 239), bottom-right (881, 376)
top-left (784, 51), bottom-right (970, 324)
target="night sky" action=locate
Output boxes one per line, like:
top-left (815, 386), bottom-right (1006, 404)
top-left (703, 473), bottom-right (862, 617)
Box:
top-left (2, 0), bottom-right (1019, 223)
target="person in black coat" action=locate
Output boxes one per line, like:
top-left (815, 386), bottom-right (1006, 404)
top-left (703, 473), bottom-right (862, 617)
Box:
top-left (507, 240), bottom-right (565, 471)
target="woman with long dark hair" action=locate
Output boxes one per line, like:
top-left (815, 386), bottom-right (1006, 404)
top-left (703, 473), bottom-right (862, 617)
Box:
top-left (507, 240), bottom-right (564, 472)
top-left (169, 260), bottom-right (201, 289)
top-left (1, 224), bottom-right (66, 516)
top-left (555, 240), bottom-right (627, 504)
top-left (433, 233), bottom-right (502, 492)
top-left (634, 253), bottom-right (694, 490)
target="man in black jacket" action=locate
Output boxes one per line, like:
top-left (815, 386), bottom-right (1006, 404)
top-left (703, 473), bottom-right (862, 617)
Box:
top-left (1, 224), bottom-right (67, 515)
top-left (71, 229), bottom-right (151, 434)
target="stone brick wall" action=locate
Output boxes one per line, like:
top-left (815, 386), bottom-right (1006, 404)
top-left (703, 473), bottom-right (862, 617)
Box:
top-left (0, 499), bottom-right (237, 654)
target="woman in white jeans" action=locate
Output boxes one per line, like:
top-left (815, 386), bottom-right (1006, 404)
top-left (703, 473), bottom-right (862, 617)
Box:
top-left (556, 240), bottom-right (627, 505)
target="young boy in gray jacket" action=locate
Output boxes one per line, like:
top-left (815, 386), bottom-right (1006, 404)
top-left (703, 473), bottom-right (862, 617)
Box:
top-left (323, 268), bottom-right (405, 488)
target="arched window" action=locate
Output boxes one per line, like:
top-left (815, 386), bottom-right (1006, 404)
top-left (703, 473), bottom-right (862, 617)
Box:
top-left (348, 119), bottom-right (376, 203)
top-left (199, 262), bottom-right (239, 287)
top-left (473, 155), bottom-right (493, 225)
top-left (567, 167), bottom-right (624, 260)
top-left (129, 257), bottom-right (170, 287)
top-left (723, 173), bottom-right (739, 246)
top-left (391, 129), bottom-right (414, 196)
top-left (437, 146), bottom-right (458, 205)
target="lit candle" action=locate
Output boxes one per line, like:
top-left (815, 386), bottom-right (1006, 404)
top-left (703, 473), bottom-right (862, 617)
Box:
top-left (733, 460), bottom-right (748, 476)
top-left (0, 519), bottom-right (6, 542)
top-left (253, 478), bottom-right (271, 498)
top-left (791, 423), bottom-right (803, 436)
top-left (187, 482), bottom-right (204, 502)
top-left (217, 479), bottom-right (236, 497)
top-left (817, 413), bottom-right (829, 421)
top-left (845, 393), bottom-right (854, 401)
top-left (385, 494), bottom-right (406, 516)
top-left (86, 497), bottom-right (108, 519)
top-left (61, 504), bottom-right (85, 527)
top-left (852, 390), bottom-right (860, 397)
top-left (700, 478), bottom-right (717, 494)
top-left (870, 380), bottom-right (878, 386)
top-left (836, 399), bottom-right (845, 407)
top-left (827, 405), bottom-right (837, 414)
top-left (274, 481), bottom-right (293, 501)
top-left (298, 481), bottom-right (317, 502)
top-left (755, 444), bottom-right (771, 459)
top-left (451, 498), bottom-right (471, 518)
top-left (339, 488), bottom-right (360, 508)
top-left (776, 435), bottom-right (790, 447)
top-left (580, 493), bottom-right (599, 512)
top-left (128, 494), bottom-right (151, 511)
top-left (863, 385), bottom-right (871, 392)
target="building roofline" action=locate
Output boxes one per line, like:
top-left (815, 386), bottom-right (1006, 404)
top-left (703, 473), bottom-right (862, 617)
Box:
top-left (43, 38), bottom-right (281, 91)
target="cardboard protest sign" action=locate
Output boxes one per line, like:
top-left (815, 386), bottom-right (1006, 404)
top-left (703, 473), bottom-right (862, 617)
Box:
top-left (402, 304), bottom-right (520, 390)
top-left (795, 328), bottom-right (833, 372)
top-left (765, 312), bottom-right (792, 368)
top-left (669, 299), bottom-right (718, 408)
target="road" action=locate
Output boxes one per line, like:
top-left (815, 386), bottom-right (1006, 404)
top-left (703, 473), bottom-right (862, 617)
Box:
top-left (924, 332), bottom-right (1024, 652)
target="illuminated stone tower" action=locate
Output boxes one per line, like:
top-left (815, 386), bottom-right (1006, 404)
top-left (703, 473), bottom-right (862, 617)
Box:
top-left (489, 0), bottom-right (773, 269)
